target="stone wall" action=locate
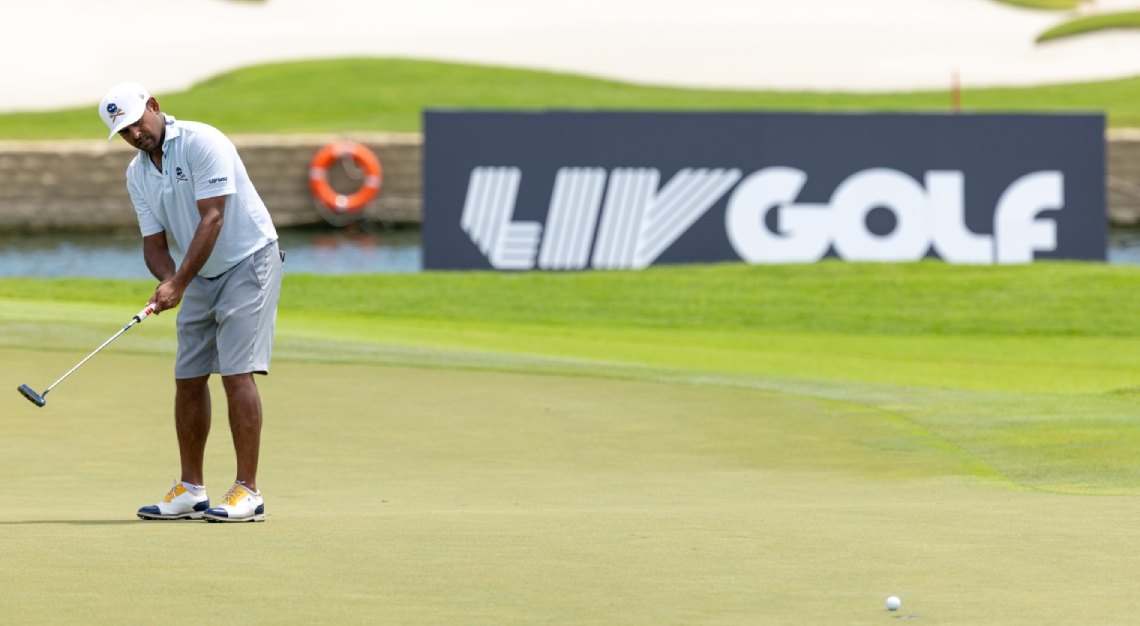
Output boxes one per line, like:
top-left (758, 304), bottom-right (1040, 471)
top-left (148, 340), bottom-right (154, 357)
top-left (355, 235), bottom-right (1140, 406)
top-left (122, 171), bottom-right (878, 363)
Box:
top-left (1108, 130), bottom-right (1140, 226)
top-left (0, 132), bottom-right (421, 232)
top-left (2, 131), bottom-right (1140, 231)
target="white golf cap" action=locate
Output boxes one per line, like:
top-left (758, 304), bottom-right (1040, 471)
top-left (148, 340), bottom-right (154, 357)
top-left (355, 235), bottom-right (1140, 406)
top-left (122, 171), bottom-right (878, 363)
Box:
top-left (98, 81), bottom-right (151, 141)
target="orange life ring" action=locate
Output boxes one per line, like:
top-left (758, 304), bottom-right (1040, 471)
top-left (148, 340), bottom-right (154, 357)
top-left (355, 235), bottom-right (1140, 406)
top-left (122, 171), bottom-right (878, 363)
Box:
top-left (308, 141), bottom-right (383, 213)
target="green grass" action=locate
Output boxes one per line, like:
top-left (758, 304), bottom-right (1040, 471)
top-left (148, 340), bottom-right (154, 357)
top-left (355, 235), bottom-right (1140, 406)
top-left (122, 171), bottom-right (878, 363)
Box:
top-left (0, 57), bottom-right (1130, 140)
top-left (4, 261), bottom-right (1140, 474)
top-left (5, 264), bottom-right (1140, 622)
top-left (4, 262), bottom-right (1140, 396)
top-left (7, 347), bottom-right (1140, 623)
top-left (1038, 10), bottom-right (1140, 42)
top-left (1, 261), bottom-right (1135, 337)
top-left (994, 0), bottom-right (1079, 10)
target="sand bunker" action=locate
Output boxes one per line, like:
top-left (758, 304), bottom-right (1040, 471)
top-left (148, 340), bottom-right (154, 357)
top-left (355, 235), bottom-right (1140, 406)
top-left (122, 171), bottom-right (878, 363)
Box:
top-left (3, 0), bottom-right (1140, 112)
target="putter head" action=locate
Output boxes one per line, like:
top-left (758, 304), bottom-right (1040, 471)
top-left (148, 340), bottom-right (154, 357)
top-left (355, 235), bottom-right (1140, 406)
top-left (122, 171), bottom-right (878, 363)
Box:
top-left (17, 384), bottom-right (46, 407)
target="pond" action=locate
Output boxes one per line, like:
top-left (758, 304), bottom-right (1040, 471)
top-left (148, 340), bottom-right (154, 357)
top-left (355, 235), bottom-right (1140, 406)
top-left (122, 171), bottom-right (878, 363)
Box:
top-left (2, 227), bottom-right (1140, 278)
top-left (0, 226), bottom-right (422, 278)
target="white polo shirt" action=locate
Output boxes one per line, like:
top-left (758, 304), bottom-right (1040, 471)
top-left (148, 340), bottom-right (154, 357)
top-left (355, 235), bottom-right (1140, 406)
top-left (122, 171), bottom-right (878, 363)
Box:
top-left (126, 115), bottom-right (277, 278)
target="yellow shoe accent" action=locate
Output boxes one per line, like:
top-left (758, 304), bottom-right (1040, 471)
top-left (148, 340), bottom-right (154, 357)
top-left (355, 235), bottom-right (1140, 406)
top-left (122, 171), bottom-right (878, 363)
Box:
top-left (221, 484), bottom-right (250, 506)
top-left (163, 482), bottom-right (188, 504)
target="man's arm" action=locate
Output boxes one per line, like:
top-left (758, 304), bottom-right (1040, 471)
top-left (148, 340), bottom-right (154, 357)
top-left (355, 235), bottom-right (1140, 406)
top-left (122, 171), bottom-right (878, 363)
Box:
top-left (143, 231), bottom-right (176, 284)
top-left (150, 196), bottom-right (225, 314)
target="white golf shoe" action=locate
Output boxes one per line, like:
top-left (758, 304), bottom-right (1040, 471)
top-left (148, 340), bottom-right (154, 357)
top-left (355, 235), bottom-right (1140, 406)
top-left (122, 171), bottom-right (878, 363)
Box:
top-left (202, 482), bottom-right (265, 523)
top-left (137, 481), bottom-right (210, 520)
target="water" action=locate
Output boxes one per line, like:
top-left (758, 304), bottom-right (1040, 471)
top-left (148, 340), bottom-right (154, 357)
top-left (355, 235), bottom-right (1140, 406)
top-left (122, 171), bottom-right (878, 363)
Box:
top-left (0, 226), bottom-right (422, 278)
top-left (1109, 228), bottom-right (1140, 265)
top-left (2, 228), bottom-right (1140, 277)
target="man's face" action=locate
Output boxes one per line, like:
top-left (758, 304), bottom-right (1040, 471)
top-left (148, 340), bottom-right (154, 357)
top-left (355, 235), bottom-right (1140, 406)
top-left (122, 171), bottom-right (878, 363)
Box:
top-left (117, 98), bottom-right (164, 152)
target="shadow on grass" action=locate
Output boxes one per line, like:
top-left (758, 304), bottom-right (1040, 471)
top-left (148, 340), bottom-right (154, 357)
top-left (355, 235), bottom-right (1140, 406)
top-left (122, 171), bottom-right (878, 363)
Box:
top-left (0, 520), bottom-right (165, 525)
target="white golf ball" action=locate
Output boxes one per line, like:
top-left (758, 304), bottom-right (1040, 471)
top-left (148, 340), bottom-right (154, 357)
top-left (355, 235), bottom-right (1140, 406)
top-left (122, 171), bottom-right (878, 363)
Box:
top-left (886, 596), bottom-right (901, 611)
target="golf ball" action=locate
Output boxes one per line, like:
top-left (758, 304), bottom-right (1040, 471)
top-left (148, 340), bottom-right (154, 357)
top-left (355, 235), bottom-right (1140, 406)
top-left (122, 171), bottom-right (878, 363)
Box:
top-left (886, 596), bottom-right (901, 611)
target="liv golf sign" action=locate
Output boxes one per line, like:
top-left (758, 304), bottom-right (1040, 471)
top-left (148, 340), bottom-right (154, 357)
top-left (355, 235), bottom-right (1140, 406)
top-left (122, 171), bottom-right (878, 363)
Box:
top-left (423, 112), bottom-right (1105, 270)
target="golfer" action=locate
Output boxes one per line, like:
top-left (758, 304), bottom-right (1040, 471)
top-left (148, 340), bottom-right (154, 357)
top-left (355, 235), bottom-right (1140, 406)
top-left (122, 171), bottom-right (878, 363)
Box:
top-left (99, 81), bottom-right (283, 523)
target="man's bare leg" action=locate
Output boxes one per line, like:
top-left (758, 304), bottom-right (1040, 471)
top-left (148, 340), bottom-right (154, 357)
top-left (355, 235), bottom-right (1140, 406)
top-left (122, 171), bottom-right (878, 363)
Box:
top-left (175, 375), bottom-right (211, 486)
top-left (222, 373), bottom-right (262, 491)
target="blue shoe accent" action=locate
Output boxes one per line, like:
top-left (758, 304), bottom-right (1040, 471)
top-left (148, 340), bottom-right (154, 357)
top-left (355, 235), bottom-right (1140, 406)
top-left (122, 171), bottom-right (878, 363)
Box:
top-left (138, 505), bottom-right (160, 515)
top-left (193, 500), bottom-right (211, 512)
top-left (205, 507), bottom-right (229, 518)
top-left (254, 504), bottom-right (264, 514)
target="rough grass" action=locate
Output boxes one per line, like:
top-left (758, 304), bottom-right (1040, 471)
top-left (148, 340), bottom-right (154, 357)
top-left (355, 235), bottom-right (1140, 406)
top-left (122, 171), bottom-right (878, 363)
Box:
top-left (2, 261), bottom-right (1136, 337)
top-left (1038, 10), bottom-right (1140, 42)
top-left (0, 58), bottom-right (1135, 140)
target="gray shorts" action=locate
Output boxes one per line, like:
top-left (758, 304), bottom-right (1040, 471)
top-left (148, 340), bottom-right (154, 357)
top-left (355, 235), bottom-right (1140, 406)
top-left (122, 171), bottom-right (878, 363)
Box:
top-left (175, 241), bottom-right (284, 379)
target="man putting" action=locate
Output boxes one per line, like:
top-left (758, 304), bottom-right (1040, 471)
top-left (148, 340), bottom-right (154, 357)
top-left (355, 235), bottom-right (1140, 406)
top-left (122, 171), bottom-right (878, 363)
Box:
top-left (99, 81), bottom-right (283, 523)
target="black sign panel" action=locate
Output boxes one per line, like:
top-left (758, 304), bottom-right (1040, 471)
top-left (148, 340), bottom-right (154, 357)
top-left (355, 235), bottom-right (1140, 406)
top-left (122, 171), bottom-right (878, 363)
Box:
top-left (423, 111), bottom-right (1105, 270)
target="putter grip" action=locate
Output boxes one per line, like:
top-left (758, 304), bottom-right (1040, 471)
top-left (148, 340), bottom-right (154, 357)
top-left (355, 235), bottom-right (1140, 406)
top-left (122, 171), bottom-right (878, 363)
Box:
top-left (134, 304), bottom-right (156, 323)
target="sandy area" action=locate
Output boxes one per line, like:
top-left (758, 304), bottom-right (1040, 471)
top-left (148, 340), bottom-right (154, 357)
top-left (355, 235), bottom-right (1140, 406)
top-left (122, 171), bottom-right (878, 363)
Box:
top-left (2, 0), bottom-right (1140, 112)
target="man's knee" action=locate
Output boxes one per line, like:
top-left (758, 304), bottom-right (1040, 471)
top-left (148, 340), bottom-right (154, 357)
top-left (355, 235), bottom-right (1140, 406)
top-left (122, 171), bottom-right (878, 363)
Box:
top-left (176, 375), bottom-right (210, 395)
top-left (221, 372), bottom-right (257, 394)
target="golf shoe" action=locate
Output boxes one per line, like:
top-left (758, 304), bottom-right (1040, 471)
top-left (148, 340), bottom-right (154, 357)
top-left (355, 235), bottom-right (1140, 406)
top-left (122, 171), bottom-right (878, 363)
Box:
top-left (202, 482), bottom-right (265, 523)
top-left (137, 481), bottom-right (210, 520)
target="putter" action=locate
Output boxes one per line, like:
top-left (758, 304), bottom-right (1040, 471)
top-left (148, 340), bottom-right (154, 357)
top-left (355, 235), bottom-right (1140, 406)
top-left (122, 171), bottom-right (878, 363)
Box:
top-left (17, 303), bottom-right (156, 408)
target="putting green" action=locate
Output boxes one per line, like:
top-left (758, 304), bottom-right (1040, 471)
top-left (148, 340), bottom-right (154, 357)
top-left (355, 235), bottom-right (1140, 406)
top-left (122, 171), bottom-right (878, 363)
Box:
top-left (3, 297), bottom-right (1140, 623)
top-left (4, 348), bottom-right (1140, 624)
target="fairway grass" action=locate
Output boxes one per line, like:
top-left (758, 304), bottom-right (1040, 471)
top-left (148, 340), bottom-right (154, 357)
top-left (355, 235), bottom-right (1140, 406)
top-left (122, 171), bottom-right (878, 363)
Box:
top-left (3, 263), bottom-right (1140, 623)
top-left (0, 57), bottom-right (1132, 139)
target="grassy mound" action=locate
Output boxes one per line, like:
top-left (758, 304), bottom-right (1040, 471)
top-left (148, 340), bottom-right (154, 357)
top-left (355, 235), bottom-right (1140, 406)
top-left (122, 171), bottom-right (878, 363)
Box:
top-left (995, 0), bottom-right (1079, 10)
top-left (0, 57), bottom-right (1133, 140)
top-left (1038, 10), bottom-right (1140, 42)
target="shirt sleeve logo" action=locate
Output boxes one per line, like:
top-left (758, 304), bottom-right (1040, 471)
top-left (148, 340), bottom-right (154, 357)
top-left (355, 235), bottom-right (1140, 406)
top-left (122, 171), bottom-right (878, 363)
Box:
top-left (207, 177), bottom-right (228, 184)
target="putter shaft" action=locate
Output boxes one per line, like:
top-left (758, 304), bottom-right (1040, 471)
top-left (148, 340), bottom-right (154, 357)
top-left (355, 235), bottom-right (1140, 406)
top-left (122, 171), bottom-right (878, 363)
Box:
top-left (17, 303), bottom-right (155, 407)
top-left (43, 321), bottom-right (135, 394)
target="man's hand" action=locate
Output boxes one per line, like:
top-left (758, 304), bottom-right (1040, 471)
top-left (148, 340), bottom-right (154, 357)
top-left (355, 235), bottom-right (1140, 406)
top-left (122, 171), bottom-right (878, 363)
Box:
top-left (145, 196), bottom-right (226, 314)
top-left (150, 278), bottom-right (187, 314)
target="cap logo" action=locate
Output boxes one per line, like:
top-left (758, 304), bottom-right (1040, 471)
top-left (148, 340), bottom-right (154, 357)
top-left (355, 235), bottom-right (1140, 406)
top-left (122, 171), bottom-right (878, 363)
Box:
top-left (106, 102), bottom-right (125, 123)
